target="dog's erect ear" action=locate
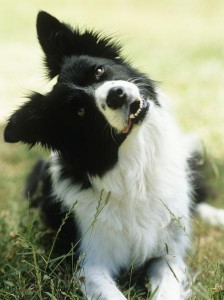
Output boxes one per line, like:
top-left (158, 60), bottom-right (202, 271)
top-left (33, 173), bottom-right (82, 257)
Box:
top-left (37, 11), bottom-right (76, 78)
top-left (4, 93), bottom-right (47, 145)
top-left (37, 11), bottom-right (122, 78)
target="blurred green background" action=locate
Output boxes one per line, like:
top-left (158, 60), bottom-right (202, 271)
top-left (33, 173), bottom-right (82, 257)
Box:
top-left (1, 0), bottom-right (224, 158)
top-left (1, 0), bottom-right (224, 201)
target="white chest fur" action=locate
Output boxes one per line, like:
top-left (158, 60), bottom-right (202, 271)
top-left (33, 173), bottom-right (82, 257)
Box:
top-left (49, 105), bottom-right (191, 275)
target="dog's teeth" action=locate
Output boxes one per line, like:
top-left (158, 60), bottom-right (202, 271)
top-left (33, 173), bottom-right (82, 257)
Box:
top-left (134, 108), bottom-right (142, 117)
top-left (130, 99), bottom-right (144, 119)
top-left (139, 98), bottom-right (144, 109)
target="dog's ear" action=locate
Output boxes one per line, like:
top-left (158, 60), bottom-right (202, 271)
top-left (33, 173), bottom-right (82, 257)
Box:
top-left (37, 11), bottom-right (76, 79)
top-left (37, 11), bottom-right (122, 79)
top-left (4, 93), bottom-right (47, 146)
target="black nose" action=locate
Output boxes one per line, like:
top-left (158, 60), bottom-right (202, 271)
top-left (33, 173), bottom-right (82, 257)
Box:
top-left (106, 86), bottom-right (127, 109)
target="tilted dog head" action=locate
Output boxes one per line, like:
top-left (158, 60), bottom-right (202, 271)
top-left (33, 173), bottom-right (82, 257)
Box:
top-left (4, 11), bottom-right (159, 175)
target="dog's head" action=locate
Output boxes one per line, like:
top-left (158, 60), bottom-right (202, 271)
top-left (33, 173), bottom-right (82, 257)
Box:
top-left (4, 11), bottom-right (159, 174)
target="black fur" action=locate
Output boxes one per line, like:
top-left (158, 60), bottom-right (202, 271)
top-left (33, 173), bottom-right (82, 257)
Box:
top-left (4, 12), bottom-right (158, 178)
top-left (25, 160), bottom-right (79, 254)
top-left (24, 159), bottom-right (46, 199)
top-left (36, 11), bottom-right (123, 79)
top-left (3, 12), bottom-right (158, 255)
top-left (187, 153), bottom-right (207, 204)
top-left (4, 11), bottom-right (207, 259)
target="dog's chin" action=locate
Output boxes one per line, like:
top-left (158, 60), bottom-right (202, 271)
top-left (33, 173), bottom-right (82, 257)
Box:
top-left (121, 98), bottom-right (150, 134)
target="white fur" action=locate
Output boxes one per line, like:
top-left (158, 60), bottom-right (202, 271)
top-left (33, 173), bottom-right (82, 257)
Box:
top-left (48, 89), bottom-right (192, 300)
top-left (95, 80), bottom-right (141, 132)
top-left (196, 203), bottom-right (224, 227)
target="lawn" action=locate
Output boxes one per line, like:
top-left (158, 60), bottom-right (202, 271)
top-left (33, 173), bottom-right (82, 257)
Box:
top-left (0, 0), bottom-right (224, 299)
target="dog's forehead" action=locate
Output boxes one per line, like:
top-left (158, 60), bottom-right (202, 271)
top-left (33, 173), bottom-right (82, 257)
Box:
top-left (58, 55), bottom-right (109, 84)
top-left (58, 55), bottom-right (131, 86)
top-left (63, 55), bottom-right (111, 72)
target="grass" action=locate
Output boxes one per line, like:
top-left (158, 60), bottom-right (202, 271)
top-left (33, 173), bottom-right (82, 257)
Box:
top-left (0, 0), bottom-right (224, 299)
top-left (0, 139), bottom-right (223, 300)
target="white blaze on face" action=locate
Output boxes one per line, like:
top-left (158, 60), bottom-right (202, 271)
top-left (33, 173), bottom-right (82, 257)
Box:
top-left (95, 80), bottom-right (141, 133)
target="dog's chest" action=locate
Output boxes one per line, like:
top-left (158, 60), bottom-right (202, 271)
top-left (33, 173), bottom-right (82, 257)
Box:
top-left (73, 162), bottom-right (171, 269)
top-left (75, 187), bottom-right (169, 269)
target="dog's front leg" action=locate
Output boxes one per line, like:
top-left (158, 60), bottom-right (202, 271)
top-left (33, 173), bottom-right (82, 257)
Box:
top-left (147, 256), bottom-right (190, 300)
top-left (77, 265), bottom-right (127, 300)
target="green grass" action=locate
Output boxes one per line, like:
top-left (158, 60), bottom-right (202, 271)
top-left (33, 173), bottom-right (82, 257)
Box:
top-left (0, 136), bottom-right (223, 300)
top-left (0, 0), bottom-right (224, 299)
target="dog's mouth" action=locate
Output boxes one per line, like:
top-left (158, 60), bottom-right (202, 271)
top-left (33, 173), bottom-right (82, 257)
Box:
top-left (122, 97), bottom-right (149, 134)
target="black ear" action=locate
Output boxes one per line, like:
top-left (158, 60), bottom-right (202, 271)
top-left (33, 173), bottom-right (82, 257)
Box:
top-left (37, 11), bottom-right (122, 78)
top-left (4, 93), bottom-right (47, 145)
top-left (37, 11), bottom-right (77, 78)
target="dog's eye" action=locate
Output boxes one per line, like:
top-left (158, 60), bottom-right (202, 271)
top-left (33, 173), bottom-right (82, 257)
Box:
top-left (95, 66), bottom-right (104, 80)
top-left (77, 108), bottom-right (85, 118)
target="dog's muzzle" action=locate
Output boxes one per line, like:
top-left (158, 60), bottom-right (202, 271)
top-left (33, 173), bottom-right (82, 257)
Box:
top-left (95, 80), bottom-right (150, 133)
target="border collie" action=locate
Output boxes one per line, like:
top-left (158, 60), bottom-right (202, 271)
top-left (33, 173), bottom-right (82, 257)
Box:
top-left (4, 11), bottom-right (223, 300)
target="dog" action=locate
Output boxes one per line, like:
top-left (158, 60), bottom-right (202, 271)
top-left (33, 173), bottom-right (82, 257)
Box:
top-left (4, 11), bottom-right (220, 300)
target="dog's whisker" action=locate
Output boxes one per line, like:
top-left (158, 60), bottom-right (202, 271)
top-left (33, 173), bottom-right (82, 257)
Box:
top-left (110, 127), bottom-right (119, 145)
top-left (128, 77), bottom-right (147, 84)
top-left (102, 123), bottom-right (110, 140)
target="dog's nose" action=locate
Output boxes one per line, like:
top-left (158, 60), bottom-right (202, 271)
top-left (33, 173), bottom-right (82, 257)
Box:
top-left (106, 86), bottom-right (127, 109)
